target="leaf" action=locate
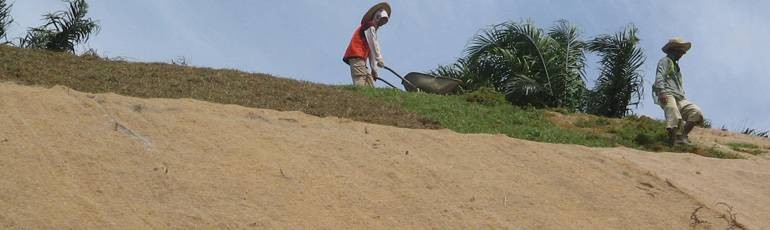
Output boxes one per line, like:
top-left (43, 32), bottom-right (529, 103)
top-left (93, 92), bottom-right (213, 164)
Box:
top-left (22, 0), bottom-right (99, 52)
top-left (587, 24), bottom-right (646, 117)
top-left (431, 19), bottom-right (591, 111)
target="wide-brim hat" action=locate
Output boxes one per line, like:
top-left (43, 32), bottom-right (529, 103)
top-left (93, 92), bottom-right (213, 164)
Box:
top-left (662, 37), bottom-right (692, 53)
top-left (361, 2), bottom-right (392, 24)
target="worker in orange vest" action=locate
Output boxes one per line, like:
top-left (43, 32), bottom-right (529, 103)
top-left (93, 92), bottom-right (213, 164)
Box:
top-left (342, 2), bottom-right (391, 87)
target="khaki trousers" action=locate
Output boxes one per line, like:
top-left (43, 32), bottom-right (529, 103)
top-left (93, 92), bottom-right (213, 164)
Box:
top-left (660, 94), bottom-right (704, 130)
top-left (348, 58), bottom-right (374, 87)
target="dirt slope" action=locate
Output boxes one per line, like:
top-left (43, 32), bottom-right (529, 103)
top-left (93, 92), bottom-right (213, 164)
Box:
top-left (1, 83), bottom-right (768, 229)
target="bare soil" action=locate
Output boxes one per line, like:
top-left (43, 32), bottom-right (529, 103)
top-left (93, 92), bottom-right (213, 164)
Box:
top-left (1, 83), bottom-right (768, 229)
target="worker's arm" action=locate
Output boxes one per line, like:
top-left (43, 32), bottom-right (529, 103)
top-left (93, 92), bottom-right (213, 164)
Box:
top-left (653, 58), bottom-right (672, 104)
top-left (364, 26), bottom-right (385, 69)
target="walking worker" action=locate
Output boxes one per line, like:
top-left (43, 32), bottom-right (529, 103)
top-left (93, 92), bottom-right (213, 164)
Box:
top-left (653, 37), bottom-right (704, 146)
top-left (342, 2), bottom-right (391, 87)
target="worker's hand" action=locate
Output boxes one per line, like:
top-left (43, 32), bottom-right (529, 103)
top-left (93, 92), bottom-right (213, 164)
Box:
top-left (371, 72), bottom-right (380, 81)
top-left (377, 61), bottom-right (385, 68)
top-left (658, 93), bottom-right (668, 104)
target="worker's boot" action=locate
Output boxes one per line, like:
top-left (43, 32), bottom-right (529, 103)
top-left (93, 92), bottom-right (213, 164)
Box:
top-left (667, 128), bottom-right (677, 147)
top-left (677, 122), bottom-right (697, 146)
top-left (675, 135), bottom-right (692, 146)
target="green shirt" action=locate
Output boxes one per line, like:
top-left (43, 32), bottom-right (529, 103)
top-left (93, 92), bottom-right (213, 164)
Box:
top-left (652, 56), bottom-right (686, 105)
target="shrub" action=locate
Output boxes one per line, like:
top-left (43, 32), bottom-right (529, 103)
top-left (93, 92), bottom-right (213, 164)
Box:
top-left (463, 87), bottom-right (507, 106)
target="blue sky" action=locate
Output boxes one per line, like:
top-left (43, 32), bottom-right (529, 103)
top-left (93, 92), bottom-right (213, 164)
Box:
top-left (7, 0), bottom-right (769, 131)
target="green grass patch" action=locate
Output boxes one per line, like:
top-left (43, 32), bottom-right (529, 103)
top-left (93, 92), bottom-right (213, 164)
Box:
top-left (347, 87), bottom-right (614, 146)
top-left (575, 117), bottom-right (611, 128)
top-left (604, 116), bottom-right (671, 151)
top-left (347, 87), bottom-right (684, 149)
top-left (726, 142), bottom-right (766, 155)
top-left (699, 147), bottom-right (744, 159)
top-left (347, 87), bottom-right (741, 159)
top-left (727, 142), bottom-right (760, 150)
top-left (546, 107), bottom-right (575, 115)
top-left (462, 87), bottom-right (508, 106)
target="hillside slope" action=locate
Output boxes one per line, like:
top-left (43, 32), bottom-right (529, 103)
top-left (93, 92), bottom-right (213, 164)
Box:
top-left (0, 45), bottom-right (437, 129)
top-left (0, 46), bottom-right (730, 156)
top-left (2, 83), bottom-right (768, 229)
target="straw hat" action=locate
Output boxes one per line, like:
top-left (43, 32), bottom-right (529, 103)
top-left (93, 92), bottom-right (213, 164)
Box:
top-left (361, 2), bottom-right (392, 24)
top-left (662, 37), bottom-right (692, 53)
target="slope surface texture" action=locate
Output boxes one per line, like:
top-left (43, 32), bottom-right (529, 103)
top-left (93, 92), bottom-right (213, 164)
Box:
top-left (1, 83), bottom-right (768, 229)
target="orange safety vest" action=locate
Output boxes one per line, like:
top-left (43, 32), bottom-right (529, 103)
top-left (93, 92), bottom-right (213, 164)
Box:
top-left (343, 23), bottom-right (374, 64)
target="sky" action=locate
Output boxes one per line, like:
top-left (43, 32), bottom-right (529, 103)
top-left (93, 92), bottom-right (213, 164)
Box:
top-left (7, 0), bottom-right (770, 132)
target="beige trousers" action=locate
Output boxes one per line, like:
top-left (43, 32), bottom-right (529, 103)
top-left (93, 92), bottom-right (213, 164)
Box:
top-left (660, 94), bottom-right (704, 130)
top-left (348, 58), bottom-right (374, 87)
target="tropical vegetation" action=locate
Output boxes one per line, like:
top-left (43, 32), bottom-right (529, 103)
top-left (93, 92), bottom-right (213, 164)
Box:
top-left (432, 20), bottom-right (645, 117)
top-left (17, 0), bottom-right (99, 52)
top-left (0, 34), bottom-right (750, 159)
top-left (348, 86), bottom-right (747, 159)
top-left (586, 25), bottom-right (645, 117)
top-left (0, 0), bottom-right (12, 43)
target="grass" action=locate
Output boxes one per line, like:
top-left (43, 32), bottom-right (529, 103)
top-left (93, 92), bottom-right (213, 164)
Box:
top-left (347, 87), bottom-right (691, 152)
top-left (574, 117), bottom-right (611, 128)
top-left (694, 147), bottom-right (744, 159)
top-left (726, 142), bottom-right (766, 155)
top-left (0, 45), bottom-right (749, 159)
top-left (567, 115), bottom-right (674, 151)
top-left (348, 87), bottom-right (619, 146)
top-left (0, 45), bottom-right (437, 129)
top-left (347, 87), bottom-right (753, 159)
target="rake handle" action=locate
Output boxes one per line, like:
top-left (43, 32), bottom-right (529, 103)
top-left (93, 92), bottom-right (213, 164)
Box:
top-left (382, 65), bottom-right (420, 91)
top-left (377, 77), bottom-right (399, 89)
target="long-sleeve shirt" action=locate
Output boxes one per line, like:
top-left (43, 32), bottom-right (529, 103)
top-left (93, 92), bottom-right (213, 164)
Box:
top-left (364, 26), bottom-right (385, 75)
top-left (652, 56), bottom-right (686, 105)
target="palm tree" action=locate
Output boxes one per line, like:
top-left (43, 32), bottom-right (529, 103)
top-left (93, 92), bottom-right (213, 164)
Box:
top-left (452, 20), bottom-right (587, 110)
top-left (0, 0), bottom-right (12, 43)
top-left (586, 25), bottom-right (645, 117)
top-left (434, 20), bottom-right (647, 117)
top-left (547, 20), bottom-right (589, 111)
top-left (19, 28), bottom-right (54, 49)
top-left (21, 0), bottom-right (99, 52)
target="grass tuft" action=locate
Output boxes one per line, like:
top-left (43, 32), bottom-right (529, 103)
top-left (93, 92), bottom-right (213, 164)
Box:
top-left (462, 87), bottom-right (508, 106)
top-left (575, 117), bottom-right (611, 128)
top-left (726, 142), bottom-right (766, 155)
top-left (689, 146), bottom-right (744, 159)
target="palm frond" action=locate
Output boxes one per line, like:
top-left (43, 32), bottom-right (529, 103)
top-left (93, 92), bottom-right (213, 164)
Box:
top-left (549, 20), bottom-right (587, 80)
top-left (504, 73), bottom-right (542, 96)
top-left (429, 19), bottom-right (596, 111)
top-left (466, 23), bottom-right (509, 62)
top-left (547, 20), bottom-right (588, 111)
top-left (587, 25), bottom-right (646, 117)
top-left (20, 27), bottom-right (54, 49)
top-left (0, 0), bottom-right (12, 42)
top-left (23, 0), bottom-right (99, 52)
top-left (504, 21), bottom-right (556, 100)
